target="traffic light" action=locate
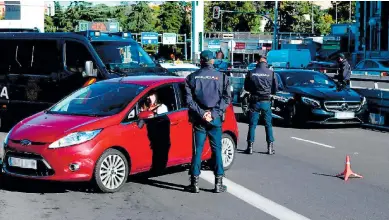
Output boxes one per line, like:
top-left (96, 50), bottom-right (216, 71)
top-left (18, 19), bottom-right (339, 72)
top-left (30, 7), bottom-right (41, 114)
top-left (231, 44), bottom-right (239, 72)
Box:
top-left (213, 6), bottom-right (220, 19)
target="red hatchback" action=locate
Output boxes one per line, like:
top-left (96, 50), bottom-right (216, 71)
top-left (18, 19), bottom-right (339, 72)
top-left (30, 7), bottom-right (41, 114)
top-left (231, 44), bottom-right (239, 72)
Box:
top-left (2, 76), bottom-right (239, 192)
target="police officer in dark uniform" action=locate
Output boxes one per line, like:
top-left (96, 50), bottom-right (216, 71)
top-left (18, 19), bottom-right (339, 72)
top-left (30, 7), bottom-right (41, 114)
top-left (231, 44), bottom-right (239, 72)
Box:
top-left (336, 53), bottom-right (351, 87)
top-left (244, 55), bottom-right (278, 155)
top-left (184, 50), bottom-right (231, 193)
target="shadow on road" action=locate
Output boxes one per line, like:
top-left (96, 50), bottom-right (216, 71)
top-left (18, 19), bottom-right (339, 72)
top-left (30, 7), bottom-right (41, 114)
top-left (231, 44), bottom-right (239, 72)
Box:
top-left (312, 172), bottom-right (344, 180)
top-left (236, 149), bottom-right (269, 155)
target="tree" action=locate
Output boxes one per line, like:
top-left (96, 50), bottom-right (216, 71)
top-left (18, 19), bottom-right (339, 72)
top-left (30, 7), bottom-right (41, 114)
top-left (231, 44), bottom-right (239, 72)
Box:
top-left (127, 2), bottom-right (154, 32)
top-left (156, 2), bottom-right (183, 33)
top-left (328, 1), bottom-right (356, 23)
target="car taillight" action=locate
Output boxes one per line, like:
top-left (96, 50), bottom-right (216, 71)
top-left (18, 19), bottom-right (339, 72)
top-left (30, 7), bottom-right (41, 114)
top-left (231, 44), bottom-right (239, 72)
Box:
top-left (381, 72), bottom-right (388, 77)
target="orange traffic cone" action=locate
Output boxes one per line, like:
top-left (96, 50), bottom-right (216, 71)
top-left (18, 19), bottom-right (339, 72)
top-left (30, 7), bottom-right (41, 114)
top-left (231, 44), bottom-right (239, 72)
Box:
top-left (336, 155), bottom-right (363, 181)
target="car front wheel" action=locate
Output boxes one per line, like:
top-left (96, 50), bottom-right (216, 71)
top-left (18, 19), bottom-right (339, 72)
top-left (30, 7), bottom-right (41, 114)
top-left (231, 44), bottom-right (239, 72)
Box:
top-left (94, 149), bottom-right (129, 193)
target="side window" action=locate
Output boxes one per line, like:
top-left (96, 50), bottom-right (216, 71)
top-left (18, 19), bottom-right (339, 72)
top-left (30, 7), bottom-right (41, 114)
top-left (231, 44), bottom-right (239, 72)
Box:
top-left (355, 61), bottom-right (364, 69)
top-left (138, 84), bottom-right (178, 116)
top-left (65, 41), bottom-right (94, 74)
top-left (371, 61), bottom-right (379, 69)
top-left (0, 40), bottom-right (60, 75)
top-left (276, 74), bottom-right (284, 90)
top-left (178, 83), bottom-right (188, 108)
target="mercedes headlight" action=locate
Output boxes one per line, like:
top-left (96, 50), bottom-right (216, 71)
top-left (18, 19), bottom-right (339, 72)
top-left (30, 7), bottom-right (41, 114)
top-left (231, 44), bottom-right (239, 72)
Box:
top-left (48, 129), bottom-right (102, 149)
top-left (301, 97), bottom-right (321, 108)
top-left (361, 96), bottom-right (367, 105)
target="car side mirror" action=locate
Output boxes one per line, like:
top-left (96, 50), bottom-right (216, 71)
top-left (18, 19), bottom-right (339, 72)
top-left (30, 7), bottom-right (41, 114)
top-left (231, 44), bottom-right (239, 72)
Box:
top-left (84, 61), bottom-right (97, 77)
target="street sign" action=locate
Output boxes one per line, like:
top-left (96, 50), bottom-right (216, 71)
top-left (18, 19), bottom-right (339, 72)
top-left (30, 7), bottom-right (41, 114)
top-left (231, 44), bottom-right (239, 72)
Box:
top-left (235, 42), bottom-right (245, 50)
top-left (162, 33), bottom-right (177, 45)
top-left (245, 43), bottom-right (259, 50)
top-left (207, 40), bottom-right (221, 52)
top-left (4, 1), bottom-right (21, 20)
top-left (141, 32), bottom-right (159, 45)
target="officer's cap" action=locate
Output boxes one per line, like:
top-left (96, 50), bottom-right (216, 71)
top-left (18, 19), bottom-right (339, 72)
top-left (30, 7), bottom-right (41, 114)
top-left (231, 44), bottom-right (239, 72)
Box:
top-left (338, 53), bottom-right (345, 59)
top-left (200, 50), bottom-right (215, 61)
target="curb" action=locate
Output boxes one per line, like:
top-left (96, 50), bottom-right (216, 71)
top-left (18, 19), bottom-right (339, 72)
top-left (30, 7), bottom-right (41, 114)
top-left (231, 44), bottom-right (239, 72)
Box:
top-left (361, 123), bottom-right (389, 132)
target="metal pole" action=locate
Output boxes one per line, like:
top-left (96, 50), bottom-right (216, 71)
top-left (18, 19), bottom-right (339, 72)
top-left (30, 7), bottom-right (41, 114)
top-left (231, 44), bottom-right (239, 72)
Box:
top-left (221, 11), bottom-right (223, 32)
top-left (311, 1), bottom-right (314, 34)
top-left (273, 0), bottom-right (278, 50)
top-left (364, 1), bottom-right (367, 59)
top-left (335, 2), bottom-right (338, 24)
top-left (349, 1), bottom-right (352, 22)
top-left (184, 34), bottom-right (188, 60)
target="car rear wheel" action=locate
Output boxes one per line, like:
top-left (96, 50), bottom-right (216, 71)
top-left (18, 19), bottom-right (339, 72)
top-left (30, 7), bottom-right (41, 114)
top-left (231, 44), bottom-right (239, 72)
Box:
top-left (94, 149), bottom-right (129, 193)
top-left (222, 133), bottom-right (236, 170)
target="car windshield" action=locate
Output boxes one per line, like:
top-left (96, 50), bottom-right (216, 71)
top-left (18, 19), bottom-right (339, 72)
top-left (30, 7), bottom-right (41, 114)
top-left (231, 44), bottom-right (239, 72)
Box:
top-left (48, 82), bottom-right (146, 116)
top-left (91, 41), bottom-right (156, 70)
top-left (279, 71), bottom-right (336, 88)
top-left (378, 60), bottom-right (389, 68)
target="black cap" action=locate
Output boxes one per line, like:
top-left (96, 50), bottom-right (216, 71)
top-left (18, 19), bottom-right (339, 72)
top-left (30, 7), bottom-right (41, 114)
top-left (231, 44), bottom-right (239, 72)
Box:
top-left (200, 50), bottom-right (214, 61)
top-left (338, 53), bottom-right (345, 59)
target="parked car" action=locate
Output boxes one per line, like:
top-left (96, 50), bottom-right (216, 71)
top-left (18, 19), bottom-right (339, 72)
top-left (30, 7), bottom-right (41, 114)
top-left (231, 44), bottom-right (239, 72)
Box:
top-left (241, 70), bottom-right (367, 126)
top-left (2, 76), bottom-right (238, 193)
top-left (247, 62), bottom-right (257, 71)
top-left (306, 61), bottom-right (338, 73)
top-left (352, 58), bottom-right (389, 77)
top-left (159, 63), bottom-right (199, 77)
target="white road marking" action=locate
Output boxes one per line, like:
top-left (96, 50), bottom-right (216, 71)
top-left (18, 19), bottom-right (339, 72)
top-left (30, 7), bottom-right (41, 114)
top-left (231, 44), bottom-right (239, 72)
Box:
top-left (200, 171), bottom-right (311, 220)
top-left (291, 137), bottom-right (335, 149)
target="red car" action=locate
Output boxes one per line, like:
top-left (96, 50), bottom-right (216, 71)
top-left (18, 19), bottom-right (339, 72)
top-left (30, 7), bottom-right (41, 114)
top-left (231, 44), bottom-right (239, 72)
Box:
top-left (1, 76), bottom-right (239, 193)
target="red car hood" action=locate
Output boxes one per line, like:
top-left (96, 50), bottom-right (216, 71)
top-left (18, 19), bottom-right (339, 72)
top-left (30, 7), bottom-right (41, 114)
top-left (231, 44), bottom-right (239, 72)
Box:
top-left (10, 112), bottom-right (116, 143)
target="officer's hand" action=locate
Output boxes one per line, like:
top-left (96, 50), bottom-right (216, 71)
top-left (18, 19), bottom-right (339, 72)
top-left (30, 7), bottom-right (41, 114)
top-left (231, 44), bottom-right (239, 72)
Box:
top-left (203, 111), bottom-right (212, 122)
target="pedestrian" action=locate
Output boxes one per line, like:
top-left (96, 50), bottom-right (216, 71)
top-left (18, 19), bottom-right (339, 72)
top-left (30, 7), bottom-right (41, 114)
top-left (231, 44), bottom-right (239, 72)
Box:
top-left (336, 53), bottom-right (351, 87)
top-left (184, 50), bottom-right (231, 193)
top-left (244, 55), bottom-right (277, 155)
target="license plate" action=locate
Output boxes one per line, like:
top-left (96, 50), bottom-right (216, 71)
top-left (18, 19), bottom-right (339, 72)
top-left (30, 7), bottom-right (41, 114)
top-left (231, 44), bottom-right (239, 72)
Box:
top-left (335, 112), bottom-right (355, 119)
top-left (8, 157), bottom-right (37, 170)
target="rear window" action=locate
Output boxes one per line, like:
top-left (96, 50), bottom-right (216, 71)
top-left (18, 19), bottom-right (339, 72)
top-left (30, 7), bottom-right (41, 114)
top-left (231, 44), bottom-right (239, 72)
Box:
top-left (48, 82), bottom-right (146, 116)
top-left (378, 61), bottom-right (389, 68)
top-left (0, 39), bottom-right (60, 75)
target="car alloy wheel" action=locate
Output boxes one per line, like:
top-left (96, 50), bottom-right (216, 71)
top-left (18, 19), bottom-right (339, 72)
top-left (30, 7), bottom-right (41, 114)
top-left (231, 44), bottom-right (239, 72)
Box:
top-left (221, 133), bottom-right (236, 170)
top-left (94, 149), bottom-right (129, 193)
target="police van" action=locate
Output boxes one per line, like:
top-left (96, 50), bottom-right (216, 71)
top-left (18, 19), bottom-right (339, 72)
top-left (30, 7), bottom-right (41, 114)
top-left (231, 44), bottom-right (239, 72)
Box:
top-left (0, 30), bottom-right (171, 128)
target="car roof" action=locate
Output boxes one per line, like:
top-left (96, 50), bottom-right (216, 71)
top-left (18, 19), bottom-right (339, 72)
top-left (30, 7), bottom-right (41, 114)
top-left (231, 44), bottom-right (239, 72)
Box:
top-left (160, 63), bottom-right (199, 69)
top-left (101, 75), bottom-right (185, 86)
top-left (275, 69), bottom-right (321, 74)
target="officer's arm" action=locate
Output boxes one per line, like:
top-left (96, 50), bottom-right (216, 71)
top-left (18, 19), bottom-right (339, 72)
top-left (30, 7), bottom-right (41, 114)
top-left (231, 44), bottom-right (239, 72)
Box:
top-left (211, 76), bottom-right (231, 118)
top-left (185, 76), bottom-right (206, 117)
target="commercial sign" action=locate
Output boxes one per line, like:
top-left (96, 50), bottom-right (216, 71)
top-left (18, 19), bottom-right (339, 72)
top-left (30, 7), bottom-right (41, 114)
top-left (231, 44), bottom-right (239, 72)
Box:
top-left (4, 1), bottom-right (21, 20)
top-left (234, 42), bottom-right (246, 50)
top-left (245, 43), bottom-right (259, 50)
top-left (207, 40), bottom-right (221, 52)
top-left (162, 33), bottom-right (177, 45)
top-left (141, 32), bottom-right (159, 45)
top-left (78, 22), bottom-right (120, 32)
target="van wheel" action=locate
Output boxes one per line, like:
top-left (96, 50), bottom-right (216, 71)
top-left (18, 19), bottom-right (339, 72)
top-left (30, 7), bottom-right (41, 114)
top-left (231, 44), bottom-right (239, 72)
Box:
top-left (94, 149), bottom-right (129, 193)
top-left (221, 133), bottom-right (236, 170)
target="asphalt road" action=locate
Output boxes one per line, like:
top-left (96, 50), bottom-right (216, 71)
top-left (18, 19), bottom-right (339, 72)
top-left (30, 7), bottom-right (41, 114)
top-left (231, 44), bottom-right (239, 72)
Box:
top-left (1, 107), bottom-right (389, 220)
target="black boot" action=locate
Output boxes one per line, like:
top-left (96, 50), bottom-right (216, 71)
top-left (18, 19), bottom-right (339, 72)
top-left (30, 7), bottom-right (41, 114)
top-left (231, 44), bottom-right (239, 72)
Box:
top-left (185, 176), bottom-right (199, 193)
top-left (267, 142), bottom-right (275, 155)
top-left (214, 175), bottom-right (227, 193)
top-left (245, 142), bottom-right (253, 154)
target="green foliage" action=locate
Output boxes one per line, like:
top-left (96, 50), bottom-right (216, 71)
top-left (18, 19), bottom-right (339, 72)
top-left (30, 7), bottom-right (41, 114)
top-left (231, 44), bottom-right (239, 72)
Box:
top-left (328, 1), bottom-right (356, 23)
top-left (127, 2), bottom-right (154, 32)
top-left (156, 2), bottom-right (183, 33)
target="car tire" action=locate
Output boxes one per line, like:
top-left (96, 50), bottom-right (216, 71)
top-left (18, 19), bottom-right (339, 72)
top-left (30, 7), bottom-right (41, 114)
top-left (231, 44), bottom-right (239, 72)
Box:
top-left (221, 133), bottom-right (236, 171)
top-left (93, 148), bottom-right (129, 193)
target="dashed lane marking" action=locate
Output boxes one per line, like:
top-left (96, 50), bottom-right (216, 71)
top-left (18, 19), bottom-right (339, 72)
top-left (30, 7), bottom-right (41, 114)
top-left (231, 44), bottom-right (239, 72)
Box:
top-left (291, 137), bottom-right (335, 149)
top-left (201, 171), bottom-right (311, 220)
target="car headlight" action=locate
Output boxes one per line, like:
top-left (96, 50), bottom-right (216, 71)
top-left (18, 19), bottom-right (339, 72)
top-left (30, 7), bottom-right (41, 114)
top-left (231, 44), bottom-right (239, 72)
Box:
top-left (361, 96), bottom-right (367, 105)
top-left (48, 129), bottom-right (102, 149)
top-left (301, 97), bottom-right (321, 108)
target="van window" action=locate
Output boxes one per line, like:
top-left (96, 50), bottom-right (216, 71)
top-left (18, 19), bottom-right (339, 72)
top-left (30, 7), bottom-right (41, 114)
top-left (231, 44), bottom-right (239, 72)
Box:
top-left (0, 40), bottom-right (60, 75)
top-left (65, 41), bottom-right (94, 74)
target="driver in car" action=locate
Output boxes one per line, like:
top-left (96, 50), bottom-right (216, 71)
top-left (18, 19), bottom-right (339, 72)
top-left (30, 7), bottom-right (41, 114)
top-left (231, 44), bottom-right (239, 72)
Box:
top-left (140, 91), bottom-right (168, 115)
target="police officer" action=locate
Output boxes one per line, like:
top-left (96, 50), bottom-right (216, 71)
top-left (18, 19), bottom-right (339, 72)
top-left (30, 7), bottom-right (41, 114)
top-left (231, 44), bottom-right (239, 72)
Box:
top-left (244, 55), bottom-right (277, 155)
top-left (184, 50), bottom-right (231, 193)
top-left (336, 53), bottom-right (351, 87)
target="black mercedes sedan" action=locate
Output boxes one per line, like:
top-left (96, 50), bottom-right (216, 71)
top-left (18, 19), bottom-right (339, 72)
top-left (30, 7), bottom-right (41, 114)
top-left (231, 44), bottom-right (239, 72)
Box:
top-left (241, 70), bottom-right (368, 126)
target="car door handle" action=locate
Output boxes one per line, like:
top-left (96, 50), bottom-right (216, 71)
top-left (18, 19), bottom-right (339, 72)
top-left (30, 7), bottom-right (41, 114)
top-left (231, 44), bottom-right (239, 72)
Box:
top-left (171, 120), bottom-right (183, 126)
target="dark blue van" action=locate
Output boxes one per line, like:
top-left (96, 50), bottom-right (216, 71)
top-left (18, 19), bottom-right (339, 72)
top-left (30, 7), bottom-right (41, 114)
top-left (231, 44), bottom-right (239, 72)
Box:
top-left (0, 30), bottom-right (171, 128)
